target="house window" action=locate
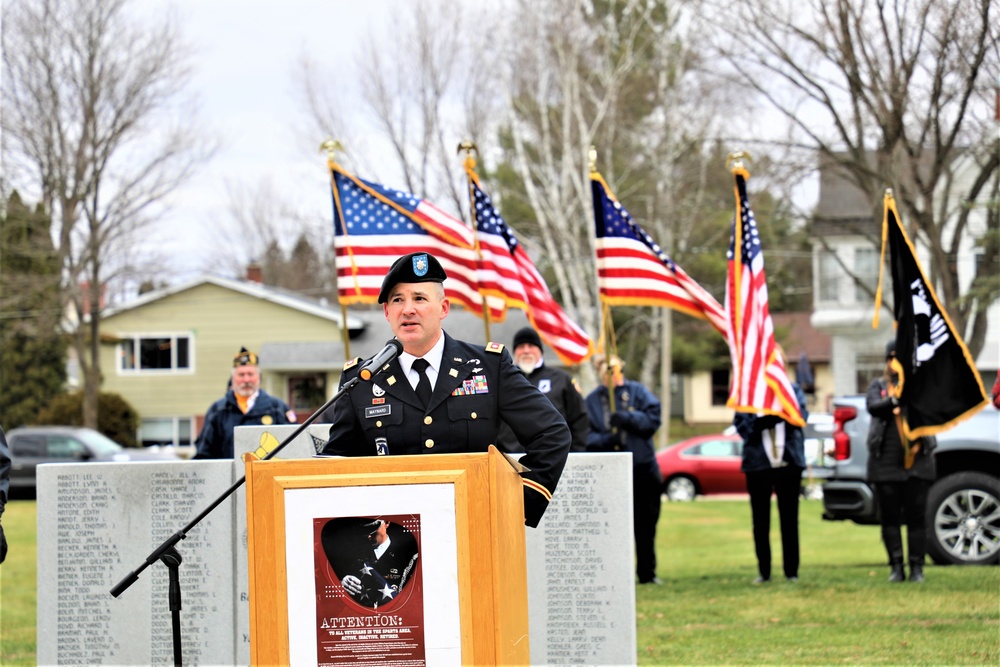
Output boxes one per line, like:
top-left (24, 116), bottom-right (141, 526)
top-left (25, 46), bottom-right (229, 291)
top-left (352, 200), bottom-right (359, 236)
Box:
top-left (854, 247), bottom-right (880, 303)
top-left (855, 353), bottom-right (884, 393)
top-left (139, 417), bottom-right (194, 447)
top-left (119, 334), bottom-right (193, 373)
top-left (710, 368), bottom-right (730, 406)
top-left (288, 375), bottom-right (327, 412)
top-left (817, 251), bottom-right (839, 303)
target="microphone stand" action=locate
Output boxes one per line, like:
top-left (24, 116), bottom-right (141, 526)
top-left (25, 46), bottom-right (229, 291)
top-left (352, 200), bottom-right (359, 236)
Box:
top-left (110, 375), bottom-right (361, 667)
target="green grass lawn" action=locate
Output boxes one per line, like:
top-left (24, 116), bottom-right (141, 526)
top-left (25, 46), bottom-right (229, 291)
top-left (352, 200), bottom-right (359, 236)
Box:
top-left (2, 497), bottom-right (998, 665)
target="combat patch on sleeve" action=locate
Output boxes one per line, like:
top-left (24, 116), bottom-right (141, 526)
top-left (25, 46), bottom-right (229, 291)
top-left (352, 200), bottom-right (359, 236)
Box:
top-left (485, 342), bottom-right (505, 354)
top-left (343, 357), bottom-right (362, 371)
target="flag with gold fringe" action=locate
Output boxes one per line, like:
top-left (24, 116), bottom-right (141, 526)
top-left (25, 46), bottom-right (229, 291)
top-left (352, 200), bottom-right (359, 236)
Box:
top-left (329, 161), bottom-right (504, 320)
top-left (873, 190), bottom-right (988, 439)
top-left (725, 164), bottom-right (804, 427)
top-left (464, 161), bottom-right (593, 365)
top-left (591, 172), bottom-right (727, 334)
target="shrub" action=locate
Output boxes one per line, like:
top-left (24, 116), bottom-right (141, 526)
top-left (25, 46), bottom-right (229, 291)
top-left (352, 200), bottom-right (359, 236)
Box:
top-left (35, 391), bottom-right (140, 447)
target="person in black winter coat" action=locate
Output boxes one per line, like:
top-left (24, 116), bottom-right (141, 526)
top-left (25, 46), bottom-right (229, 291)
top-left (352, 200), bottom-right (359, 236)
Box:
top-left (866, 340), bottom-right (936, 583)
top-left (585, 354), bottom-right (663, 584)
top-left (496, 326), bottom-right (589, 453)
top-left (0, 425), bottom-right (10, 564)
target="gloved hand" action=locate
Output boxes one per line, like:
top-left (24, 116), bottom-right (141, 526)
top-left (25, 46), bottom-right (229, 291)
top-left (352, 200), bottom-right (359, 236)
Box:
top-left (342, 574), bottom-right (362, 596)
top-left (609, 411), bottom-right (629, 429)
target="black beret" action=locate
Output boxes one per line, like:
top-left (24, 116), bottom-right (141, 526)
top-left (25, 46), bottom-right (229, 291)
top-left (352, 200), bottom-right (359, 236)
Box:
top-left (233, 346), bottom-right (259, 367)
top-left (378, 252), bottom-right (447, 303)
top-left (512, 327), bottom-right (543, 351)
top-left (885, 339), bottom-right (897, 360)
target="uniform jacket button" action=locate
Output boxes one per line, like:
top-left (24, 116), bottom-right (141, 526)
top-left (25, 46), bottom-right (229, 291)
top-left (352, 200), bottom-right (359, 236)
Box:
top-left (376, 420), bottom-right (383, 428)
top-left (425, 439), bottom-right (434, 448)
top-left (424, 416), bottom-right (433, 425)
top-left (470, 412), bottom-right (477, 419)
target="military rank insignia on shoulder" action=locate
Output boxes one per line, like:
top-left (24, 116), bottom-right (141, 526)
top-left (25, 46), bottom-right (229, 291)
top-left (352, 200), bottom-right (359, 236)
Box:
top-left (343, 357), bottom-right (362, 371)
top-left (485, 342), bottom-right (505, 354)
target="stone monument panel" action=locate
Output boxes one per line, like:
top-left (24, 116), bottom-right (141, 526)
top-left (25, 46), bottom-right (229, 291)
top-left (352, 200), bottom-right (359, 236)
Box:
top-left (526, 453), bottom-right (637, 666)
top-left (37, 460), bottom-right (237, 666)
top-left (36, 424), bottom-right (637, 667)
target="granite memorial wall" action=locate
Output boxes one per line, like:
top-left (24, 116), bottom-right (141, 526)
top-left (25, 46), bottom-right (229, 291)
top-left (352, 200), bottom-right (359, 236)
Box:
top-left (37, 424), bottom-right (636, 666)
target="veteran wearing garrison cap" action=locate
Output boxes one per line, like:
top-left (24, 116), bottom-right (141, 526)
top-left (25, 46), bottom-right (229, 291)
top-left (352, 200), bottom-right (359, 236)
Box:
top-left (193, 347), bottom-right (297, 459)
top-left (322, 252), bottom-right (572, 527)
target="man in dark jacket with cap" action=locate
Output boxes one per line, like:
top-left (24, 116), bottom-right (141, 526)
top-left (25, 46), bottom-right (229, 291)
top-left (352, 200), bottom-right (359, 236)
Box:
top-left (497, 326), bottom-right (588, 453)
top-left (322, 252), bottom-right (572, 528)
top-left (194, 347), bottom-right (297, 459)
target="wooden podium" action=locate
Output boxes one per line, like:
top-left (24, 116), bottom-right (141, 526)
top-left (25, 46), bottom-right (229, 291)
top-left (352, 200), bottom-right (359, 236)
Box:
top-left (243, 446), bottom-right (529, 666)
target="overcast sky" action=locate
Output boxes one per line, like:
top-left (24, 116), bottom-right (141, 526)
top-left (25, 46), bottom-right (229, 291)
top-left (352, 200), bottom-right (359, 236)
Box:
top-left (145, 0), bottom-right (409, 281)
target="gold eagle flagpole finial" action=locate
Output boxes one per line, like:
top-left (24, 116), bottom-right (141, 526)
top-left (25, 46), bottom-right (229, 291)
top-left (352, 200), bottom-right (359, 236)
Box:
top-left (457, 140), bottom-right (479, 166)
top-left (726, 150), bottom-right (752, 173)
top-left (319, 138), bottom-right (344, 165)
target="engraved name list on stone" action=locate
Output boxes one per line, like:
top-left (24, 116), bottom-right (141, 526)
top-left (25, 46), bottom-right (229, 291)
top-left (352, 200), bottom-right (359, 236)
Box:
top-left (536, 459), bottom-right (621, 665)
top-left (147, 469), bottom-right (217, 664)
top-left (54, 472), bottom-right (117, 663)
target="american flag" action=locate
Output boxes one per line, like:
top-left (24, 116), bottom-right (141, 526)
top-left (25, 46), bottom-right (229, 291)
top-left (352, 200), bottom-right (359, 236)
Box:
top-left (330, 164), bottom-right (504, 319)
top-left (725, 167), bottom-right (804, 427)
top-left (469, 174), bottom-right (593, 365)
top-left (591, 173), bottom-right (727, 334)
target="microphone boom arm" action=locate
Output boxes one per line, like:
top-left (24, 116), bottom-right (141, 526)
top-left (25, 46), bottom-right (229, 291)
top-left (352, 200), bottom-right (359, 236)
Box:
top-left (110, 375), bottom-right (361, 598)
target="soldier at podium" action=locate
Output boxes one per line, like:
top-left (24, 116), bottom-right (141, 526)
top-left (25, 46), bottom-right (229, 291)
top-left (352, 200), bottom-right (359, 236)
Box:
top-left (321, 252), bottom-right (572, 527)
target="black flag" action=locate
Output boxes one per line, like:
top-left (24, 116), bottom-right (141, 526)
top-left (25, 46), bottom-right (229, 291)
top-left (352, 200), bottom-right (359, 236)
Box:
top-left (874, 191), bottom-right (988, 439)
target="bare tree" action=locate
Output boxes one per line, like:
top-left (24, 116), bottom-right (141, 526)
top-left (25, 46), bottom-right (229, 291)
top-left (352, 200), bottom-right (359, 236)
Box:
top-left (2, 0), bottom-right (211, 427)
top-left (499, 0), bottom-right (733, 398)
top-left (706, 0), bottom-right (1000, 358)
top-left (296, 0), bottom-right (500, 215)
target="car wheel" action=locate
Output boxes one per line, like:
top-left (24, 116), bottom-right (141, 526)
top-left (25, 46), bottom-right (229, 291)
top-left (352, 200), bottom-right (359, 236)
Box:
top-left (665, 475), bottom-right (697, 502)
top-left (926, 472), bottom-right (1000, 566)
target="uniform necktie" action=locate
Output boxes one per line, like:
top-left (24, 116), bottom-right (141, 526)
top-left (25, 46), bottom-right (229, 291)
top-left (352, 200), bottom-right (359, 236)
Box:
top-left (411, 358), bottom-right (432, 408)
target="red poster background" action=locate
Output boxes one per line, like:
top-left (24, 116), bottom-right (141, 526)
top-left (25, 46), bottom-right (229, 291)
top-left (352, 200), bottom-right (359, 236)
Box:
top-left (313, 514), bottom-right (426, 666)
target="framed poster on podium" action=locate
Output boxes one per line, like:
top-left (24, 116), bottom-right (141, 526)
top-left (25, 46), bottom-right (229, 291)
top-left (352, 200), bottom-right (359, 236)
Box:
top-left (243, 447), bottom-right (529, 666)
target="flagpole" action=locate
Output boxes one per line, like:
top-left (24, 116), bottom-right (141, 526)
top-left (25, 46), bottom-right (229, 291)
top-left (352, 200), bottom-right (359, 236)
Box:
top-left (458, 140), bottom-right (492, 344)
top-left (320, 138), bottom-right (352, 360)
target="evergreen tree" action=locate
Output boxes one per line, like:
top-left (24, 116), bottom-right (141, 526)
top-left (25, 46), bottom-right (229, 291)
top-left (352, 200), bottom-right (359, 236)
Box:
top-left (0, 192), bottom-right (67, 427)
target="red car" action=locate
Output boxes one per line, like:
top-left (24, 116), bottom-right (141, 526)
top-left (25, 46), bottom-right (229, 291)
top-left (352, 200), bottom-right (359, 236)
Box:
top-left (656, 434), bottom-right (745, 501)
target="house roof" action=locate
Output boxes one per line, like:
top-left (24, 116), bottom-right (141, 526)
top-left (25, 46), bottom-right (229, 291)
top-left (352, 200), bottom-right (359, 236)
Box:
top-left (342, 307), bottom-right (535, 363)
top-left (772, 312), bottom-right (832, 363)
top-left (101, 275), bottom-right (367, 332)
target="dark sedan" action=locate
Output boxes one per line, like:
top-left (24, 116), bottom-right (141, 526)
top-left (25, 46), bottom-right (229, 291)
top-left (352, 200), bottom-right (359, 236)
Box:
top-left (7, 426), bottom-right (181, 496)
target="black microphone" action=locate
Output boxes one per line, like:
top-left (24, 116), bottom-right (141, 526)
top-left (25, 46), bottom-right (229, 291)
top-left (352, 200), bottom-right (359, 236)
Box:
top-left (359, 339), bottom-right (404, 381)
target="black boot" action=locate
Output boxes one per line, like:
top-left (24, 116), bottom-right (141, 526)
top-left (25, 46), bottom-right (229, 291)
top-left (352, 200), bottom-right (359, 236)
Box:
top-left (883, 527), bottom-right (905, 582)
top-left (908, 525), bottom-right (928, 583)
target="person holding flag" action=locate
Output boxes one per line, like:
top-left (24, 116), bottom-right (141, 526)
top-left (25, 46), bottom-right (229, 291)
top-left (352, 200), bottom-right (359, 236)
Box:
top-left (724, 155), bottom-right (807, 584)
top-left (865, 340), bottom-right (937, 583)
top-left (732, 346), bottom-right (809, 585)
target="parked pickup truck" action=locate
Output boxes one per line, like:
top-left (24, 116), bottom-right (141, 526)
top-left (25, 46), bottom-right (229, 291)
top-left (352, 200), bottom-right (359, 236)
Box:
top-left (819, 396), bottom-right (1000, 565)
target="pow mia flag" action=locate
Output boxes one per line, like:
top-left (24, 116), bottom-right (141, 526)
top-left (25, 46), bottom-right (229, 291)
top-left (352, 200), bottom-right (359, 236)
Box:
top-left (874, 190), bottom-right (988, 439)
